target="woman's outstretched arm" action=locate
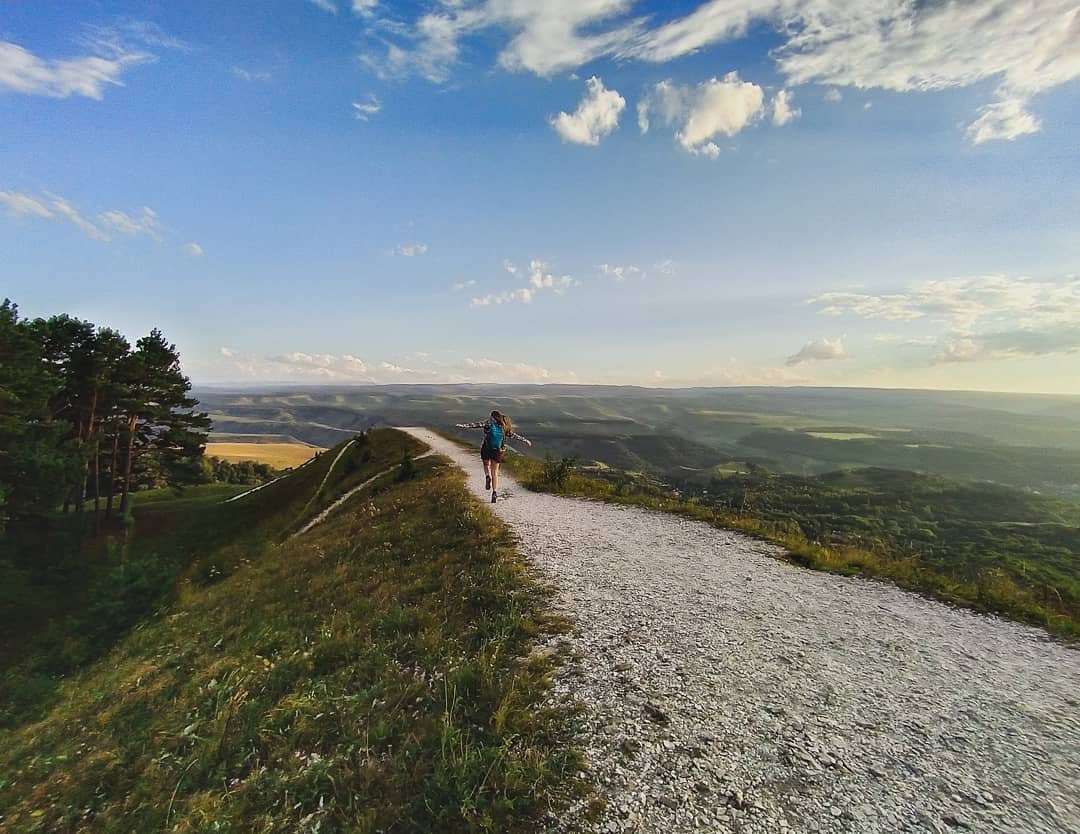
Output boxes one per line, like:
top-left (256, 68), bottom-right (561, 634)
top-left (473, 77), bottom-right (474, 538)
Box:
top-left (456, 421), bottom-right (486, 429)
top-left (506, 430), bottom-right (532, 446)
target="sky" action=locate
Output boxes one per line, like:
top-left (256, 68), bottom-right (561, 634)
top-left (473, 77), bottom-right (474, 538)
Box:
top-left (2, 0), bottom-right (1079, 393)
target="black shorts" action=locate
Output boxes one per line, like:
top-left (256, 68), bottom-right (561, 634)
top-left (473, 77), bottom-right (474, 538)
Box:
top-left (481, 443), bottom-right (505, 463)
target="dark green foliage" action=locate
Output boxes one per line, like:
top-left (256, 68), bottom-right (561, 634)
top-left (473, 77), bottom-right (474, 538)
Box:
top-left (398, 449), bottom-right (417, 481)
top-left (203, 456), bottom-right (279, 485)
top-left (0, 299), bottom-right (210, 530)
top-left (540, 455), bottom-right (577, 490)
top-left (71, 555), bottom-right (179, 648)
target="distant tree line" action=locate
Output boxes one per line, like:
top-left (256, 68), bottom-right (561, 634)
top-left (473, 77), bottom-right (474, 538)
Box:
top-left (0, 299), bottom-right (210, 531)
top-left (202, 457), bottom-right (278, 485)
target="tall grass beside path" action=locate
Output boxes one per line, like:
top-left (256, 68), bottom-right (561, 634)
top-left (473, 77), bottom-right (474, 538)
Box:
top-left (0, 430), bottom-right (586, 832)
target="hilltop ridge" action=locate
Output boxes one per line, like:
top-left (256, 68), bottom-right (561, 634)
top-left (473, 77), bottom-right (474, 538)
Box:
top-left (0, 430), bottom-right (582, 833)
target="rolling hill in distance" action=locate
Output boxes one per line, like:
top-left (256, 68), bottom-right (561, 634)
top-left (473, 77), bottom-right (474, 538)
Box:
top-left (198, 385), bottom-right (1080, 498)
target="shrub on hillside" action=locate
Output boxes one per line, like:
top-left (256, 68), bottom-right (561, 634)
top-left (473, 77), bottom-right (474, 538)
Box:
top-left (541, 455), bottom-right (577, 490)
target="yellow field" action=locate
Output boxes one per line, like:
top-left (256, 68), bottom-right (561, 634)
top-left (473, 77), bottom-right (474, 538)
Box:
top-left (206, 442), bottom-right (324, 469)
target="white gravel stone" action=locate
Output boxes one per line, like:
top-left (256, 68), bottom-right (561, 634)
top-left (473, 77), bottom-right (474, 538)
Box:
top-left (402, 429), bottom-right (1080, 834)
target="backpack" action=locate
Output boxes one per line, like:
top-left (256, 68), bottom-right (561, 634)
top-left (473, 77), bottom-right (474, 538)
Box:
top-left (486, 420), bottom-right (505, 450)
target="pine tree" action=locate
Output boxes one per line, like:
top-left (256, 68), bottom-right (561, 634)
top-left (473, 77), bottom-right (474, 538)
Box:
top-left (116, 330), bottom-right (210, 515)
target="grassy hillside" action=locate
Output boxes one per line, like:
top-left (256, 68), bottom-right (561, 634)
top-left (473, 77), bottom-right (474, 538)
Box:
top-left (0, 430), bottom-right (583, 833)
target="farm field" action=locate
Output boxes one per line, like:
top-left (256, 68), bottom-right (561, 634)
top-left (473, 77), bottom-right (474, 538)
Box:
top-left (206, 441), bottom-right (324, 469)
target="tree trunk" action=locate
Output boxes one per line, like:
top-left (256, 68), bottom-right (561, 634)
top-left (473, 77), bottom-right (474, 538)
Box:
top-left (119, 415), bottom-right (138, 516)
top-left (76, 391), bottom-right (98, 515)
top-left (106, 428), bottom-right (120, 519)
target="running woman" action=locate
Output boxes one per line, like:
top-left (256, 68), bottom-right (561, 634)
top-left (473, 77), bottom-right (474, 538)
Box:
top-left (456, 410), bottom-right (531, 502)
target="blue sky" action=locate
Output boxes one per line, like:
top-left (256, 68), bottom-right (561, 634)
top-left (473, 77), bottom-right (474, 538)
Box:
top-left (2, 0), bottom-right (1079, 392)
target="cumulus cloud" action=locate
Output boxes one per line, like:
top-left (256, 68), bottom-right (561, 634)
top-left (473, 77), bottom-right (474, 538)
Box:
top-left (786, 337), bottom-right (848, 366)
top-left (471, 258), bottom-right (576, 307)
top-left (185, 242), bottom-right (204, 257)
top-left (392, 241), bottom-right (428, 257)
top-left (771, 89), bottom-right (800, 126)
top-left (362, 0), bottom-right (1079, 142)
top-left (638, 73), bottom-right (765, 155)
top-left (550, 76), bottom-right (625, 145)
top-left (824, 88), bottom-right (842, 103)
top-left (0, 39), bottom-right (150, 100)
top-left (809, 274), bottom-right (1080, 364)
top-left (352, 93), bottom-right (382, 121)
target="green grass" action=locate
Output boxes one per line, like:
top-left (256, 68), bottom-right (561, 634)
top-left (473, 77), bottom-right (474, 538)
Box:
top-left (503, 454), bottom-right (1080, 642)
top-left (0, 430), bottom-right (586, 832)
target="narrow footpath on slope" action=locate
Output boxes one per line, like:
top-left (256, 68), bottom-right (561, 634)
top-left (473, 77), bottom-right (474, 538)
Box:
top-left (400, 428), bottom-right (1080, 834)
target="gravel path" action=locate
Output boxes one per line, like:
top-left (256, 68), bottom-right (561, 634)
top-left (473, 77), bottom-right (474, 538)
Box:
top-left (402, 429), bottom-right (1080, 834)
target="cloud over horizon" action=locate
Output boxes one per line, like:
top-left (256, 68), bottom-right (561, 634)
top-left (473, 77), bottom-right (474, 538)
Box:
top-left (810, 274), bottom-right (1080, 364)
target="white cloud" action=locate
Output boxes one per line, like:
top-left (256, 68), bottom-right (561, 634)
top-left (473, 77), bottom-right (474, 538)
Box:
top-left (0, 40), bottom-right (150, 100)
top-left (352, 93), bottom-right (382, 121)
top-left (81, 20), bottom-right (191, 54)
top-left (824, 88), bottom-right (842, 103)
top-left (471, 258), bottom-right (575, 307)
top-left (809, 274), bottom-right (1080, 364)
top-left (0, 191), bottom-right (54, 219)
top-left (470, 288), bottom-right (538, 306)
top-left (598, 263), bottom-right (642, 282)
top-left (550, 76), bottom-right (626, 145)
top-left (46, 194), bottom-right (108, 240)
top-left (966, 97), bottom-right (1041, 144)
top-left (353, 0), bottom-right (378, 16)
top-left (98, 207), bottom-right (162, 240)
top-left (0, 188), bottom-right (191, 247)
top-left (652, 259), bottom-right (676, 276)
top-left (185, 242), bottom-right (204, 257)
top-left (207, 347), bottom-right (578, 384)
top-left (771, 89), bottom-right (800, 126)
top-left (232, 66), bottom-right (271, 83)
top-left (786, 337), bottom-right (848, 366)
top-left (365, 0), bottom-right (1079, 141)
top-left (462, 357), bottom-right (577, 384)
top-left (392, 241), bottom-right (428, 257)
top-left (638, 73), bottom-right (765, 155)
top-left (308, 0), bottom-right (337, 13)
top-left (451, 279), bottom-right (477, 291)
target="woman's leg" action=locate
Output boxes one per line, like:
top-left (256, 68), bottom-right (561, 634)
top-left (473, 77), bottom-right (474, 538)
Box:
top-left (490, 461), bottom-right (500, 491)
